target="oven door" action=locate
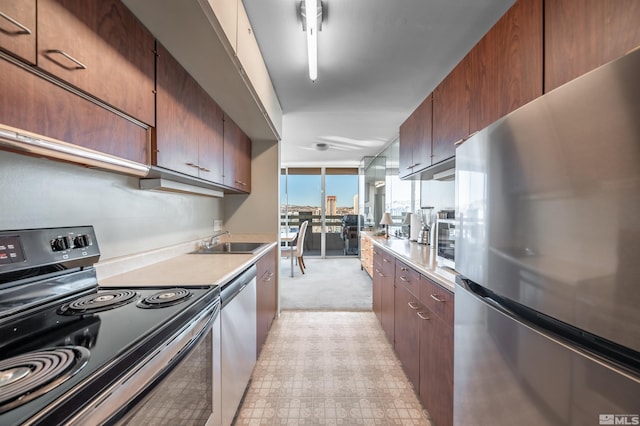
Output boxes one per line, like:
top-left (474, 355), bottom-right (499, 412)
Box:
top-left (67, 303), bottom-right (221, 426)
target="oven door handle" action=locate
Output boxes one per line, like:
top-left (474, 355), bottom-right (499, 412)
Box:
top-left (65, 303), bottom-right (218, 425)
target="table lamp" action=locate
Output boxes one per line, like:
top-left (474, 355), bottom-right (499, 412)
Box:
top-left (380, 212), bottom-right (393, 239)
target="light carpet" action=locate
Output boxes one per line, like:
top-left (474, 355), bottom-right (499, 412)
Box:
top-left (278, 257), bottom-right (372, 311)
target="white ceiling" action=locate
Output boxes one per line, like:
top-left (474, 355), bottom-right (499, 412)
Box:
top-left (242, 0), bottom-right (515, 167)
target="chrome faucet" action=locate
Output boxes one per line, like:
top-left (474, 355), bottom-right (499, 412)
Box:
top-left (205, 230), bottom-right (231, 248)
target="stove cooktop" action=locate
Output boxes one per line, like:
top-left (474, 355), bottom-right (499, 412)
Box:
top-left (0, 285), bottom-right (220, 426)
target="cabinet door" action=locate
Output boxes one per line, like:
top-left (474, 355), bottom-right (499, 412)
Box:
top-left (223, 114), bottom-right (252, 192)
top-left (198, 97), bottom-right (225, 184)
top-left (398, 112), bottom-right (417, 179)
top-left (380, 252), bottom-right (395, 344)
top-left (372, 248), bottom-right (383, 322)
top-left (394, 283), bottom-right (422, 391)
top-left (544, 0), bottom-right (640, 92)
top-left (432, 53), bottom-right (470, 165)
top-left (420, 312), bottom-right (453, 426)
top-left (155, 43), bottom-right (200, 178)
top-left (208, 0), bottom-right (238, 51)
top-left (399, 94), bottom-right (432, 178)
top-left (469, 0), bottom-right (542, 133)
top-left (37, 0), bottom-right (155, 125)
top-left (0, 0), bottom-right (36, 64)
top-left (0, 56), bottom-right (148, 163)
top-left (256, 246), bottom-right (277, 357)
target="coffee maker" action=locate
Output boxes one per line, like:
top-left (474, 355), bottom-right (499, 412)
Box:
top-left (418, 207), bottom-right (434, 245)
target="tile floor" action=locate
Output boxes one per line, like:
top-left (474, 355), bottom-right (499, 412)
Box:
top-left (235, 311), bottom-right (431, 425)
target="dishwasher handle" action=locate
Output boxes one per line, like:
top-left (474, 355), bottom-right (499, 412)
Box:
top-left (221, 265), bottom-right (257, 307)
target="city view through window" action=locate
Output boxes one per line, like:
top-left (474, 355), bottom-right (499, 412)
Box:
top-left (280, 173), bottom-right (359, 256)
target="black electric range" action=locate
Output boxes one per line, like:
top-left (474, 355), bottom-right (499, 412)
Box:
top-left (0, 226), bottom-right (220, 425)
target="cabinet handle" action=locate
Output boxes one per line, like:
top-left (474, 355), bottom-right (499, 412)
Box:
top-left (408, 302), bottom-right (420, 310)
top-left (454, 138), bottom-right (465, 146)
top-left (417, 312), bottom-right (431, 320)
top-left (235, 180), bottom-right (247, 186)
top-left (199, 166), bottom-right (211, 172)
top-left (430, 294), bottom-right (445, 302)
top-left (400, 267), bottom-right (408, 272)
top-left (46, 49), bottom-right (87, 70)
top-left (383, 258), bottom-right (390, 263)
top-left (399, 276), bottom-right (408, 282)
top-left (407, 162), bottom-right (421, 169)
top-left (186, 162), bottom-right (199, 168)
top-left (0, 12), bottom-right (32, 34)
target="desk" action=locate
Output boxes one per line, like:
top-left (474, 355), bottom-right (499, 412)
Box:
top-left (281, 233), bottom-right (297, 277)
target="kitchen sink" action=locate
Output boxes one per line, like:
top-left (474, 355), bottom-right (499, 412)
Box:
top-left (190, 242), bottom-right (267, 254)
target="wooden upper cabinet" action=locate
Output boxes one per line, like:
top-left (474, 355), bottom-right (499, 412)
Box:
top-left (432, 53), bottom-right (471, 165)
top-left (0, 55), bottom-right (148, 163)
top-left (0, 0), bottom-right (36, 64)
top-left (37, 0), bottom-right (155, 126)
top-left (223, 114), bottom-right (252, 193)
top-left (155, 43), bottom-right (224, 183)
top-left (469, 0), bottom-right (543, 134)
top-left (544, 0), bottom-right (640, 92)
top-left (399, 94), bottom-right (432, 179)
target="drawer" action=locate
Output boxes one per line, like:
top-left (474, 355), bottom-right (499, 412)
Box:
top-left (381, 251), bottom-right (394, 272)
top-left (395, 259), bottom-right (420, 298)
top-left (373, 248), bottom-right (383, 268)
top-left (420, 275), bottom-right (454, 324)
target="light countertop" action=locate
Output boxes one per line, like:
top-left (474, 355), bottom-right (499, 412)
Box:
top-left (363, 232), bottom-right (457, 292)
top-left (97, 234), bottom-right (277, 289)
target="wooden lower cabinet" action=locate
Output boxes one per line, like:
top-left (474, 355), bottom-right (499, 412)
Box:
top-left (394, 281), bottom-right (422, 390)
top-left (372, 248), bottom-right (383, 323)
top-left (370, 245), bottom-right (454, 426)
top-left (360, 234), bottom-right (373, 276)
top-left (256, 246), bottom-right (277, 357)
top-left (380, 251), bottom-right (395, 344)
top-left (420, 311), bottom-right (453, 426)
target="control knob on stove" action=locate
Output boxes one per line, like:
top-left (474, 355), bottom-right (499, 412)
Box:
top-left (51, 236), bottom-right (70, 252)
top-left (73, 234), bottom-right (90, 248)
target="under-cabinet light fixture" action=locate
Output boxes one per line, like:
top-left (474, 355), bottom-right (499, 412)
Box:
top-left (301, 0), bottom-right (323, 81)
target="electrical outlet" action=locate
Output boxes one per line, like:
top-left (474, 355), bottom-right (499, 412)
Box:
top-left (213, 220), bottom-right (223, 231)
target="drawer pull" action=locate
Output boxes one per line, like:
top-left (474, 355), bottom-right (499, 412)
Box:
top-left (408, 302), bottom-right (420, 310)
top-left (383, 258), bottom-right (390, 263)
top-left (47, 49), bottom-right (87, 70)
top-left (430, 294), bottom-right (445, 302)
top-left (0, 12), bottom-right (32, 34)
top-left (417, 312), bottom-right (430, 320)
top-left (235, 180), bottom-right (247, 186)
top-left (400, 267), bottom-right (408, 272)
top-left (399, 276), bottom-right (408, 282)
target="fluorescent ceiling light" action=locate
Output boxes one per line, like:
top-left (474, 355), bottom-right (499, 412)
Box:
top-left (303, 0), bottom-right (320, 81)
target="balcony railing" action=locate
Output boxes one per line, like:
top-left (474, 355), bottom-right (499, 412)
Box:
top-left (280, 214), bottom-right (361, 256)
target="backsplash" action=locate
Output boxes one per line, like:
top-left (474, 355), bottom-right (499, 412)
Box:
top-left (420, 179), bottom-right (455, 222)
top-left (0, 151), bottom-right (222, 260)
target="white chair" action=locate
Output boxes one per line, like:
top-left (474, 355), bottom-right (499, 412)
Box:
top-left (281, 220), bottom-right (309, 274)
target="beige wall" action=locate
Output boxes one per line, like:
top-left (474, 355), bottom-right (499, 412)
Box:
top-left (224, 139), bottom-right (280, 236)
top-left (0, 151), bottom-right (222, 260)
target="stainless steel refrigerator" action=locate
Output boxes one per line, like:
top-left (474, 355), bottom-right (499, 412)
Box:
top-left (454, 48), bottom-right (640, 425)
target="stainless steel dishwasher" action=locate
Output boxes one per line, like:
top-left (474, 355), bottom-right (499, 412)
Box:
top-left (220, 265), bottom-right (257, 426)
